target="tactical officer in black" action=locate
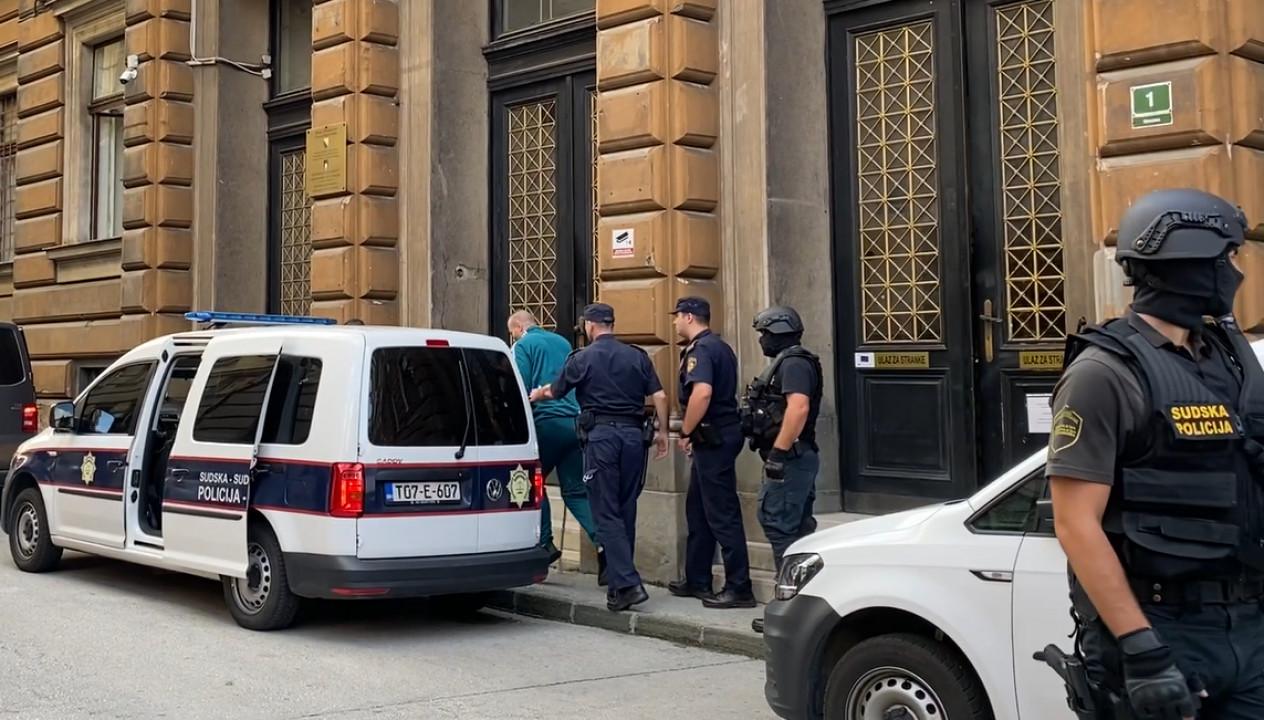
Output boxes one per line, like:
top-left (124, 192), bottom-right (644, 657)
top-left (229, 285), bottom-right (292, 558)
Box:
top-left (531, 303), bottom-right (670, 613)
top-left (667, 297), bottom-right (755, 609)
top-left (741, 306), bottom-right (823, 572)
top-left (1048, 188), bottom-right (1264, 720)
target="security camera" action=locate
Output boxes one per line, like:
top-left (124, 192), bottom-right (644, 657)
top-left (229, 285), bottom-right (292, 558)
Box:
top-left (118, 54), bottom-right (139, 86)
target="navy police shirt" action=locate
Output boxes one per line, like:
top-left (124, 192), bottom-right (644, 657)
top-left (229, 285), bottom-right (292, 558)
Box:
top-left (551, 334), bottom-right (663, 417)
top-left (679, 329), bottom-right (739, 424)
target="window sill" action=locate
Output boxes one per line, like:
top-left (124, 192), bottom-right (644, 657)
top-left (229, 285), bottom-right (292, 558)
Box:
top-left (484, 12), bottom-right (596, 62)
top-left (47, 237), bottom-right (122, 264)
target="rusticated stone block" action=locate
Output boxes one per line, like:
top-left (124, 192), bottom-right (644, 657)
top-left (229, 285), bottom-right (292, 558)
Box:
top-left (668, 15), bottom-right (717, 85)
top-left (15, 212), bottom-right (60, 251)
top-left (311, 93), bottom-right (398, 146)
top-left (125, 17), bottom-right (190, 63)
top-left (15, 177), bottom-right (61, 219)
top-left (311, 194), bottom-right (399, 248)
top-left (598, 145), bottom-right (668, 214)
top-left (120, 268), bottom-right (190, 313)
top-left (122, 142), bottom-right (194, 188)
top-left (17, 10), bottom-right (60, 52)
top-left (1096, 146), bottom-right (1230, 242)
top-left (125, 0), bottom-right (191, 23)
top-left (12, 250), bottom-right (54, 287)
top-left (1098, 56), bottom-right (1222, 155)
top-left (670, 145), bottom-right (717, 211)
top-left (16, 39), bottom-right (62, 84)
top-left (671, 209), bottom-right (719, 278)
top-left (15, 139), bottom-right (61, 185)
top-left (597, 16), bottom-right (665, 91)
top-left (17, 72), bottom-right (63, 118)
top-left (121, 226), bottom-right (191, 270)
top-left (597, 210), bottom-right (668, 279)
top-left (13, 278), bottom-right (122, 323)
top-left (598, 81), bottom-right (667, 153)
top-left (669, 80), bottom-right (717, 148)
top-left (1093, 0), bottom-right (1221, 71)
top-left (16, 106), bottom-right (60, 150)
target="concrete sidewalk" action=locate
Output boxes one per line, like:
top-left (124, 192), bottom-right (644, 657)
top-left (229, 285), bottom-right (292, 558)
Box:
top-left (490, 571), bottom-right (767, 659)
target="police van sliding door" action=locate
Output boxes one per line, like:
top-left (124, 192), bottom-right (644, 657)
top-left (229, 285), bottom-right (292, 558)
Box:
top-left (829, 0), bottom-right (979, 512)
top-left (162, 337), bottom-right (284, 578)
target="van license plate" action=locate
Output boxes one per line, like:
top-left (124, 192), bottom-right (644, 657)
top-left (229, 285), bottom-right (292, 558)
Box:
top-left (385, 481), bottom-right (461, 505)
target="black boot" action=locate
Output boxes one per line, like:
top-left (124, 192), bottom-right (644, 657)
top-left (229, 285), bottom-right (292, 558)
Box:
top-left (597, 549), bottom-right (608, 587)
top-left (703, 588), bottom-right (757, 609)
top-left (544, 541), bottom-right (562, 564)
top-left (667, 579), bottom-right (716, 602)
top-left (608, 584), bottom-right (649, 612)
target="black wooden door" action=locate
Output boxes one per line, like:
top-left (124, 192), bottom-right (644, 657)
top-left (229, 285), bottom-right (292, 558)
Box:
top-left (966, 0), bottom-right (1067, 481)
top-left (829, 0), bottom-right (979, 512)
top-left (490, 72), bottom-right (597, 346)
top-left (829, 0), bottom-right (1068, 511)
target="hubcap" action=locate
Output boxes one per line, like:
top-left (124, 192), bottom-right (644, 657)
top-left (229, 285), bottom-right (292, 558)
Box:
top-left (232, 542), bottom-right (272, 615)
top-left (847, 667), bottom-right (947, 720)
top-left (14, 502), bottom-right (39, 560)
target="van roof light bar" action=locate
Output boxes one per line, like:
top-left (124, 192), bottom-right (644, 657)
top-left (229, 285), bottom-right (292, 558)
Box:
top-left (185, 311), bottom-right (337, 327)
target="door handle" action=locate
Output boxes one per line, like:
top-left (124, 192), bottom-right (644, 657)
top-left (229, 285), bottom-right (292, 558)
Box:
top-left (978, 299), bottom-right (1001, 363)
top-left (252, 462), bottom-right (273, 476)
top-left (170, 468), bottom-right (188, 482)
top-left (107, 460), bottom-right (125, 472)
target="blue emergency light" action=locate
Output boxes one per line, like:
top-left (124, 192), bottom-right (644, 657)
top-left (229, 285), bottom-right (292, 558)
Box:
top-left (184, 311), bottom-right (337, 326)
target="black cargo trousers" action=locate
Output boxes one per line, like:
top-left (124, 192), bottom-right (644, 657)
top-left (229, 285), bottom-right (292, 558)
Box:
top-left (1079, 599), bottom-right (1264, 719)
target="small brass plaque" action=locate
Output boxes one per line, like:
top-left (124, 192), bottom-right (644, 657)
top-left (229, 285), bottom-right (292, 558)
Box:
top-left (874, 352), bottom-right (930, 370)
top-left (306, 123), bottom-right (348, 197)
top-left (1019, 350), bottom-right (1064, 372)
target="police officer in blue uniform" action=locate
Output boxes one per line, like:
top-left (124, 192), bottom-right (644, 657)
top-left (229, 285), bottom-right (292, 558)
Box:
top-left (667, 297), bottom-right (755, 609)
top-left (530, 303), bottom-right (670, 612)
top-left (1048, 188), bottom-right (1264, 720)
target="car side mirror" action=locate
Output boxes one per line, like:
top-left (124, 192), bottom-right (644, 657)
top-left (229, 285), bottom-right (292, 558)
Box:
top-left (1035, 498), bottom-right (1055, 535)
top-left (50, 401), bottom-right (75, 432)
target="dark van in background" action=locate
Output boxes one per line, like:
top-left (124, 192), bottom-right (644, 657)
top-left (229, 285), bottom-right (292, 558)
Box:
top-left (0, 322), bottom-right (36, 473)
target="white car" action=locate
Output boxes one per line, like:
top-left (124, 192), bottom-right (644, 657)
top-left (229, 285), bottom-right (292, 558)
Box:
top-left (762, 338), bottom-right (1264, 720)
top-left (2, 311), bottom-right (550, 631)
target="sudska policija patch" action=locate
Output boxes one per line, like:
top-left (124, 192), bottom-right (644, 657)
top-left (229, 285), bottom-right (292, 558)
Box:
top-left (1049, 407), bottom-right (1083, 454)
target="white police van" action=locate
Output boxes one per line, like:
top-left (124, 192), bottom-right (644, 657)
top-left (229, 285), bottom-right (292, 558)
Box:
top-left (1, 312), bottom-right (550, 630)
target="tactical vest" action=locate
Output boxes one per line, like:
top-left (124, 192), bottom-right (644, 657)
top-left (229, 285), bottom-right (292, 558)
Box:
top-left (739, 346), bottom-right (822, 451)
top-left (1065, 318), bottom-right (1264, 581)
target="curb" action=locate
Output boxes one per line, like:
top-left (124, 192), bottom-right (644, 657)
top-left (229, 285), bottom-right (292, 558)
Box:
top-left (488, 589), bottom-right (766, 660)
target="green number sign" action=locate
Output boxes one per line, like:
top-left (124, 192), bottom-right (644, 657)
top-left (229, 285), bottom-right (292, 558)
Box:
top-left (1130, 81), bottom-right (1173, 129)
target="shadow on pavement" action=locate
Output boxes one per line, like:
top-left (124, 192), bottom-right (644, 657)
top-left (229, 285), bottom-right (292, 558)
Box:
top-left (46, 551), bottom-right (519, 638)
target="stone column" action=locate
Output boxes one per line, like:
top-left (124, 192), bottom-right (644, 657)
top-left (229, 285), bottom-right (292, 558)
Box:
top-left (309, 0), bottom-right (400, 325)
top-left (595, 0), bottom-right (720, 583)
top-left (120, 0), bottom-right (195, 342)
top-left (1087, 0), bottom-right (1264, 327)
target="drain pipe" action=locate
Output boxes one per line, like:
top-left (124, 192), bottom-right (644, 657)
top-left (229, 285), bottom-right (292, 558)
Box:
top-left (185, 0), bottom-right (272, 79)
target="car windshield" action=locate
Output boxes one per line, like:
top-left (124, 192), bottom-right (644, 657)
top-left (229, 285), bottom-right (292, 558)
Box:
top-left (368, 346), bottom-right (530, 447)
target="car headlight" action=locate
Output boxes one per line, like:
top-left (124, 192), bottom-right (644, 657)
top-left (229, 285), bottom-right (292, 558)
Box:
top-left (774, 553), bottom-right (823, 601)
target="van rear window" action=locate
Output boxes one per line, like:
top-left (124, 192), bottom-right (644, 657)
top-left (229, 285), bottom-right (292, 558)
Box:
top-left (369, 347), bottom-right (530, 447)
top-left (0, 327), bottom-right (25, 386)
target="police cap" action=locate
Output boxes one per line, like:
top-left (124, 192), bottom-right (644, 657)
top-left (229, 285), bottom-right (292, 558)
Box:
top-left (753, 306), bottom-right (804, 335)
top-left (1115, 188), bottom-right (1247, 263)
top-left (670, 296), bottom-right (710, 319)
top-left (582, 302), bottom-right (615, 324)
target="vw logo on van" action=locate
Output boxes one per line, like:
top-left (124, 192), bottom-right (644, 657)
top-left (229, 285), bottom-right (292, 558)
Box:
top-left (486, 478), bottom-right (504, 502)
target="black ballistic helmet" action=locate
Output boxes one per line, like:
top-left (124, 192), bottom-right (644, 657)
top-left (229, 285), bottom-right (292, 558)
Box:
top-left (1115, 188), bottom-right (1247, 271)
top-left (753, 306), bottom-right (804, 335)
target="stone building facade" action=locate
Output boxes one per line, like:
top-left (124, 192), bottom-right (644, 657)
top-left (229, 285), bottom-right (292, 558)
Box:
top-left (1, 0), bottom-right (1262, 592)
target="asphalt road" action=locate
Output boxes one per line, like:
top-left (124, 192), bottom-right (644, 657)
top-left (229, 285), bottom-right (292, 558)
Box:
top-left (0, 552), bottom-right (772, 720)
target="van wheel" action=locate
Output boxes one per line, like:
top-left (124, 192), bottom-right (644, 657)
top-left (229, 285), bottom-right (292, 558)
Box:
top-left (824, 633), bottom-right (992, 720)
top-left (222, 523), bottom-right (301, 631)
top-left (8, 487), bottom-right (62, 573)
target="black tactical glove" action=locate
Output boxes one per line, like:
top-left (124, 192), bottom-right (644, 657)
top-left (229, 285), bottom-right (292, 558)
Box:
top-left (1120, 628), bottom-right (1199, 720)
top-left (764, 448), bottom-right (789, 481)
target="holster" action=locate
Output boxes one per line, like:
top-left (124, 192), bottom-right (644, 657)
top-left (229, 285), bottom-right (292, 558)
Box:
top-left (1034, 644), bottom-right (1131, 720)
top-left (690, 422), bottom-right (723, 449)
top-left (641, 414), bottom-right (656, 447)
top-left (575, 410), bottom-right (595, 444)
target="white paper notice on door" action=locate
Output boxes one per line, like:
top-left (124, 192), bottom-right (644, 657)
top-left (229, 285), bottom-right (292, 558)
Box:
top-left (1026, 393), bottom-right (1052, 434)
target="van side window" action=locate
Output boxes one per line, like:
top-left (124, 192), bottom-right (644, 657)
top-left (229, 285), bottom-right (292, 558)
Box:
top-left (261, 356), bottom-right (322, 445)
top-left (193, 355), bottom-right (277, 444)
top-left (78, 362), bottom-right (156, 435)
top-left (0, 327), bottom-right (26, 386)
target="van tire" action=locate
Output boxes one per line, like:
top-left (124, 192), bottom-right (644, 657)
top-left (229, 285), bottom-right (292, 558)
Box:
top-left (823, 633), bottom-right (992, 720)
top-left (222, 523), bottom-right (301, 631)
top-left (8, 487), bottom-right (61, 573)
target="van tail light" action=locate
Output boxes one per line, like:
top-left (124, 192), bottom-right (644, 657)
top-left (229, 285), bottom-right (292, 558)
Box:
top-left (331, 463), bottom-right (365, 518)
top-left (532, 466), bottom-right (545, 507)
top-left (21, 403), bottom-right (37, 434)
top-left (425, 339), bottom-right (450, 347)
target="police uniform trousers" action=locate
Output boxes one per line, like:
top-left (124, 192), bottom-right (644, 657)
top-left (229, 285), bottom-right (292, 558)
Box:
top-left (583, 422), bottom-right (647, 591)
top-left (536, 416), bottom-right (599, 550)
top-left (686, 423), bottom-right (752, 594)
top-left (1080, 600), bottom-right (1264, 719)
top-left (758, 448), bottom-right (819, 571)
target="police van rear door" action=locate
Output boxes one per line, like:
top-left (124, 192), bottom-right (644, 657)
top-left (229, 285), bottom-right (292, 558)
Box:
top-left (163, 335), bottom-right (283, 577)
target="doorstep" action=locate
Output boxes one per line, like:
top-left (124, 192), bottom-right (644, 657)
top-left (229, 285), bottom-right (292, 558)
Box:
top-left (489, 570), bottom-right (767, 659)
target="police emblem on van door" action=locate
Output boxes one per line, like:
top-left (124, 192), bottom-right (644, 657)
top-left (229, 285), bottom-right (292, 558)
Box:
top-left (508, 465), bottom-right (531, 508)
top-left (81, 452), bottom-right (96, 485)
top-left (486, 478), bottom-right (504, 502)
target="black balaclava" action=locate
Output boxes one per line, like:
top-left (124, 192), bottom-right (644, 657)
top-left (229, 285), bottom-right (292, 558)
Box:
top-left (759, 331), bottom-right (802, 358)
top-left (1130, 252), bottom-right (1243, 330)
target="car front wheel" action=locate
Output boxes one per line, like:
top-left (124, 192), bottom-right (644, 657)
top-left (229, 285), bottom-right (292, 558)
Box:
top-left (824, 633), bottom-right (992, 720)
top-left (8, 487), bottom-right (62, 573)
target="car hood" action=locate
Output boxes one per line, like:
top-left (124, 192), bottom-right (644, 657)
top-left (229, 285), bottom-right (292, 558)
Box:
top-left (786, 502), bottom-right (953, 555)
